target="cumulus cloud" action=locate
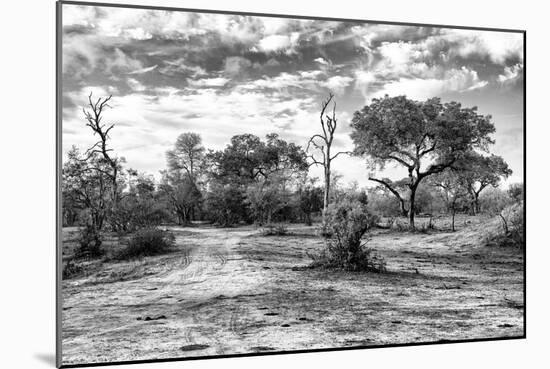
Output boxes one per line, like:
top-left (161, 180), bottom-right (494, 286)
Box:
top-left (442, 29), bottom-right (524, 65)
top-left (368, 67), bottom-right (489, 101)
top-left (320, 76), bottom-right (354, 94)
top-left (257, 34), bottom-right (295, 53)
top-left (498, 64), bottom-right (523, 83)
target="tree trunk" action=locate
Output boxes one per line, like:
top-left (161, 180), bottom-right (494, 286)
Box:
top-left (451, 208), bottom-right (456, 232)
top-left (400, 200), bottom-right (408, 217)
top-left (408, 186), bottom-right (417, 230)
top-left (305, 212), bottom-right (312, 226)
top-left (323, 164), bottom-right (331, 219)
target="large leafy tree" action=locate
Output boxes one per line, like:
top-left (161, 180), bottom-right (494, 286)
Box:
top-left (209, 133), bottom-right (308, 184)
top-left (351, 95), bottom-right (495, 229)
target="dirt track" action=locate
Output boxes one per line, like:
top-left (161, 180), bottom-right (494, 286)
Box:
top-left (62, 220), bottom-right (524, 365)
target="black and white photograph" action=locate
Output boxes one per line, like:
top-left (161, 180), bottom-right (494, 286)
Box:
top-left (58, 1), bottom-right (525, 366)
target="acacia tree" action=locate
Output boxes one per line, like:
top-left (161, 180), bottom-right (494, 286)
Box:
top-left (456, 152), bottom-right (512, 214)
top-left (351, 95), bottom-right (495, 229)
top-left (210, 133), bottom-right (307, 184)
top-left (306, 93), bottom-right (350, 218)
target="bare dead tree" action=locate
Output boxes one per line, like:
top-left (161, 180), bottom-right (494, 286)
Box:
top-left (306, 92), bottom-right (350, 219)
top-left (82, 93), bottom-right (123, 224)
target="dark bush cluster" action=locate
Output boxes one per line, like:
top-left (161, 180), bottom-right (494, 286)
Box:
top-left (313, 199), bottom-right (386, 272)
top-left (75, 224), bottom-right (104, 259)
top-left (261, 223), bottom-right (289, 236)
top-left (116, 228), bottom-right (175, 260)
top-left (62, 259), bottom-right (85, 279)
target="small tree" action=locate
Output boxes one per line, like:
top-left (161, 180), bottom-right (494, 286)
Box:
top-left (456, 152), bottom-right (512, 214)
top-left (166, 133), bottom-right (206, 220)
top-left (245, 179), bottom-right (287, 225)
top-left (428, 169), bottom-right (470, 232)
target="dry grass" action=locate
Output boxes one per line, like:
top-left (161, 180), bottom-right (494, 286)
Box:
top-left (61, 216), bottom-right (524, 366)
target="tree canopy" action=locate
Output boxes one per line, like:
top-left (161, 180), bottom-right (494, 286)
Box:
top-left (351, 95), bottom-right (496, 228)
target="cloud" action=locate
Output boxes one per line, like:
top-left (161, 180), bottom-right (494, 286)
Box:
top-left (224, 56), bottom-right (253, 76)
top-left (159, 59), bottom-right (207, 78)
top-left (320, 76), bottom-right (354, 94)
top-left (126, 78), bottom-right (146, 92)
top-left (498, 63), bottom-right (522, 83)
top-left (257, 34), bottom-right (295, 53)
top-left (314, 57), bottom-right (330, 66)
top-left (61, 4), bottom-right (523, 188)
top-left (368, 67), bottom-right (488, 101)
top-left (128, 64), bottom-right (158, 75)
top-left (187, 77), bottom-right (230, 87)
top-left (442, 29), bottom-right (524, 65)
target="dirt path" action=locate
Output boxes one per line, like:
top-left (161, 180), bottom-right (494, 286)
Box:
top-left (62, 222), bottom-right (524, 365)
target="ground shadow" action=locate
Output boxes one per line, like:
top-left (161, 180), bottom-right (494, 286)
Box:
top-left (34, 353), bottom-right (56, 367)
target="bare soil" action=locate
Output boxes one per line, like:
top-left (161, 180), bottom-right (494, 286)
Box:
top-left (61, 215), bottom-right (524, 365)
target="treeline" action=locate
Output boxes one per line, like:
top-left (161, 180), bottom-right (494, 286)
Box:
top-left (62, 93), bottom-right (523, 259)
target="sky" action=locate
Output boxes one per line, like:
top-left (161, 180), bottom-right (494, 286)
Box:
top-left (61, 4), bottom-right (524, 188)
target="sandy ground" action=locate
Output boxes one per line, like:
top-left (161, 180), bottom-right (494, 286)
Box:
top-left (61, 216), bottom-right (524, 365)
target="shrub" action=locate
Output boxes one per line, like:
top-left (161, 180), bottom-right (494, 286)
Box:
top-left (62, 259), bottom-right (85, 279)
top-left (117, 228), bottom-right (175, 260)
top-left (486, 203), bottom-right (524, 250)
top-left (261, 223), bottom-right (288, 236)
top-left (75, 224), bottom-right (103, 259)
top-left (313, 199), bottom-right (386, 272)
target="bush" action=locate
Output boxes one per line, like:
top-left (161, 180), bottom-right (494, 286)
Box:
top-left (313, 199), bottom-right (386, 272)
top-left (486, 203), bottom-right (524, 250)
top-left (117, 228), bottom-right (175, 260)
top-left (261, 223), bottom-right (288, 236)
top-left (62, 259), bottom-right (85, 279)
top-left (75, 224), bottom-right (103, 259)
